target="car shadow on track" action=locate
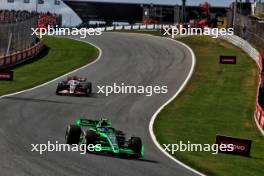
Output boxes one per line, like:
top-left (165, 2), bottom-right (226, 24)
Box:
top-left (87, 152), bottom-right (159, 164)
top-left (55, 93), bottom-right (99, 99)
top-left (3, 96), bottom-right (76, 105)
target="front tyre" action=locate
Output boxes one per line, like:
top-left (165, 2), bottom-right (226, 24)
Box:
top-left (65, 125), bottom-right (81, 145)
top-left (128, 137), bottom-right (143, 157)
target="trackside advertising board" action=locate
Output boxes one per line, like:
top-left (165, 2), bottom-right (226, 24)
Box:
top-left (0, 70), bottom-right (14, 81)
top-left (215, 135), bottom-right (252, 156)
top-left (219, 56), bottom-right (237, 64)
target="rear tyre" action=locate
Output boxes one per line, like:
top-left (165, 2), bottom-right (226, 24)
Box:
top-left (65, 125), bottom-right (81, 145)
top-left (80, 82), bottom-right (92, 96)
top-left (86, 82), bottom-right (92, 95)
top-left (56, 82), bottom-right (67, 95)
top-left (56, 84), bottom-right (62, 95)
top-left (128, 137), bottom-right (142, 157)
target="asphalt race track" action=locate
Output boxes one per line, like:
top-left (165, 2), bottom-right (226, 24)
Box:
top-left (0, 33), bottom-right (197, 176)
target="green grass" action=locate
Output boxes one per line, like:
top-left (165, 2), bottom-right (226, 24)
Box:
top-left (154, 36), bottom-right (264, 176)
top-left (0, 36), bottom-right (99, 96)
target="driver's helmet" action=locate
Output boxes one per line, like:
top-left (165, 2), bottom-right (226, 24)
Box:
top-left (68, 80), bottom-right (79, 86)
top-left (100, 127), bottom-right (109, 133)
top-left (100, 120), bottom-right (108, 127)
top-left (68, 76), bottom-right (78, 81)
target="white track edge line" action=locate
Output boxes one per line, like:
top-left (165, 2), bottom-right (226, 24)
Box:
top-left (148, 37), bottom-right (206, 176)
top-left (0, 38), bottom-right (102, 99)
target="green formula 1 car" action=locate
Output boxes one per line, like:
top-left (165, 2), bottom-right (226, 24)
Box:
top-left (65, 118), bottom-right (144, 158)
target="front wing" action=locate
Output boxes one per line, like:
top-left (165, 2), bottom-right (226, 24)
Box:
top-left (97, 145), bottom-right (145, 158)
top-left (57, 89), bottom-right (87, 96)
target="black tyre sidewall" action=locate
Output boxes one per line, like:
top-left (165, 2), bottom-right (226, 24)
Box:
top-left (128, 137), bottom-right (142, 155)
top-left (85, 130), bottom-right (97, 145)
top-left (65, 125), bottom-right (81, 145)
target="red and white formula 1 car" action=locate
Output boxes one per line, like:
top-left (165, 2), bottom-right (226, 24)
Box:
top-left (56, 76), bottom-right (92, 96)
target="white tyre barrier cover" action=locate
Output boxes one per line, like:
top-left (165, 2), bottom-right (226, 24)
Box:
top-left (106, 26), bottom-right (114, 31)
top-left (124, 26), bottom-right (132, 30)
top-left (115, 26), bottom-right (123, 30)
top-left (147, 24), bottom-right (154, 29)
top-left (132, 25), bottom-right (139, 29)
top-left (140, 25), bottom-right (147, 29)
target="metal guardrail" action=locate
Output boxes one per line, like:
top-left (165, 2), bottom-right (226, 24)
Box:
top-left (0, 13), bottom-right (41, 69)
top-left (219, 35), bottom-right (260, 67)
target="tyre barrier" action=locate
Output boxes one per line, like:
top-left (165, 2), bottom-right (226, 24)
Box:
top-left (255, 53), bottom-right (264, 135)
top-left (0, 41), bottom-right (43, 69)
top-left (100, 24), bottom-right (173, 32)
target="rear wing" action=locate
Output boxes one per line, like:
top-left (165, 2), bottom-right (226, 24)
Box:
top-left (75, 118), bottom-right (99, 127)
top-left (67, 76), bottom-right (87, 82)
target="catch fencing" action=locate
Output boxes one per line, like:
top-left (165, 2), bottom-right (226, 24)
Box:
top-left (0, 16), bottom-right (38, 56)
top-left (0, 12), bottom-right (44, 69)
top-left (234, 14), bottom-right (264, 56)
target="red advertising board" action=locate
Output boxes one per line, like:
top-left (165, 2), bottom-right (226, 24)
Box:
top-left (215, 135), bottom-right (252, 156)
top-left (220, 56), bottom-right (237, 64)
top-left (0, 70), bottom-right (14, 81)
